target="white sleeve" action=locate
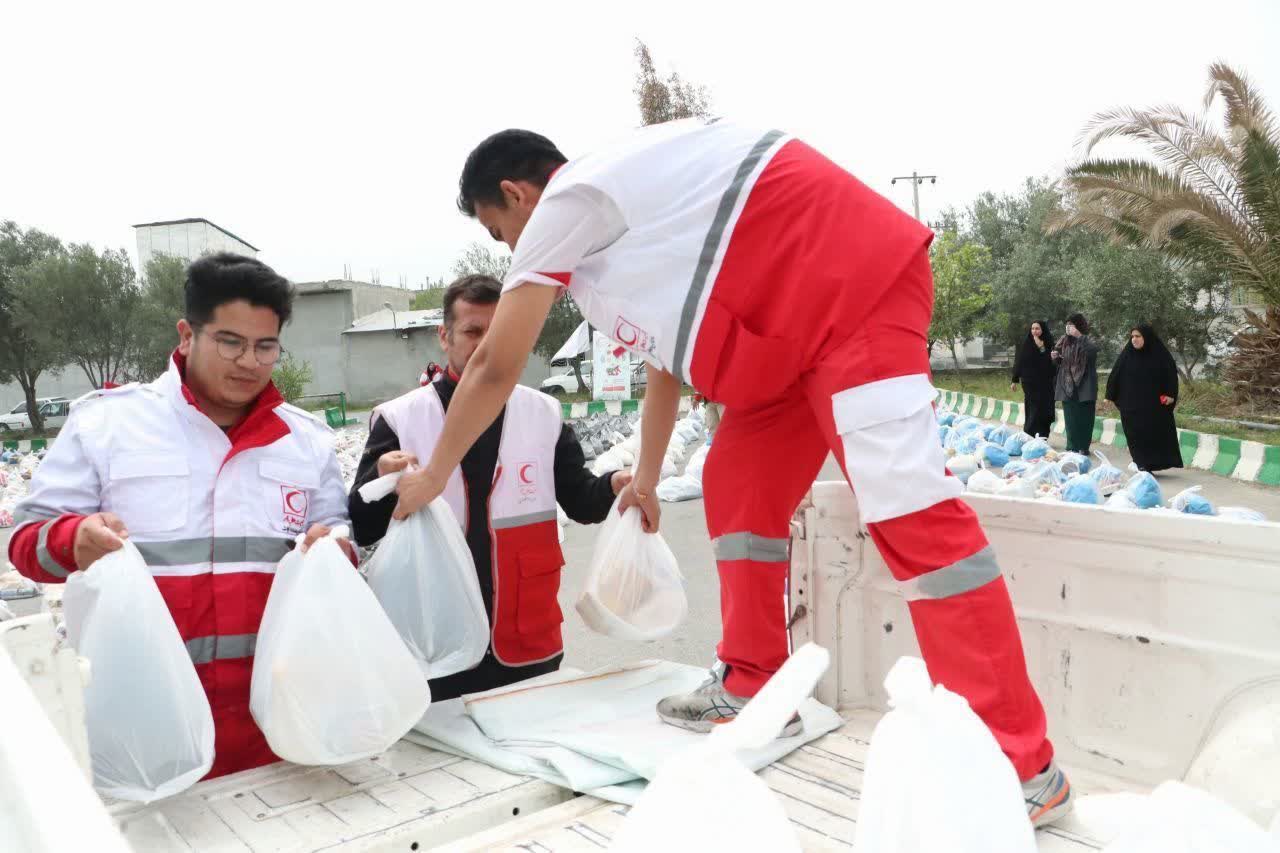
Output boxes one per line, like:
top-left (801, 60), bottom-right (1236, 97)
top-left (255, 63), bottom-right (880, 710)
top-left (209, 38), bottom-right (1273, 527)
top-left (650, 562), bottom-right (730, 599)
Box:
top-left (307, 431), bottom-right (351, 531)
top-left (503, 186), bottom-right (626, 293)
top-left (13, 408), bottom-right (102, 530)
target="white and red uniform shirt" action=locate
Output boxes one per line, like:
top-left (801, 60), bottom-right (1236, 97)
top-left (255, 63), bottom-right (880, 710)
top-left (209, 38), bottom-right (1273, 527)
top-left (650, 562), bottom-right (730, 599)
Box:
top-left (8, 354), bottom-right (349, 779)
top-left (372, 380), bottom-right (566, 666)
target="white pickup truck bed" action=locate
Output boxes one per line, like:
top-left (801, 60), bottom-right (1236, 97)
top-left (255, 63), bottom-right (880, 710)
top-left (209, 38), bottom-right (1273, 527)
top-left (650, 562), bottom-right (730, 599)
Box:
top-left (8, 481), bottom-right (1277, 851)
top-left (111, 709), bottom-right (1138, 852)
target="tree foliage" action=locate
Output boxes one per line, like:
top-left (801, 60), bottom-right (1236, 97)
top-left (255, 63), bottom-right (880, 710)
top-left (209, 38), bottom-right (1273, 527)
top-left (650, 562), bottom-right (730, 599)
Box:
top-left (272, 353), bottom-right (313, 404)
top-left (451, 242), bottom-right (510, 280)
top-left (633, 40), bottom-right (711, 127)
top-left (929, 231), bottom-right (993, 369)
top-left (127, 254), bottom-right (187, 382)
top-left (0, 221), bottom-right (68, 431)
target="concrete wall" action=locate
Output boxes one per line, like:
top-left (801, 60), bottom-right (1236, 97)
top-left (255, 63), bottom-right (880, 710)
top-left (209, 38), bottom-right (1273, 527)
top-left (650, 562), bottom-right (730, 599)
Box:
top-left (281, 290), bottom-right (353, 398)
top-left (343, 328), bottom-right (556, 409)
top-left (136, 221), bottom-right (256, 274)
top-left (349, 283), bottom-right (413, 320)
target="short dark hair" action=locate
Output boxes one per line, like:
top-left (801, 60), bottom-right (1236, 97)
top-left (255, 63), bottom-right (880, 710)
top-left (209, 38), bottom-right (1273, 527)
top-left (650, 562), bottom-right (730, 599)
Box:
top-left (442, 274), bottom-right (501, 329)
top-left (1066, 312), bottom-right (1089, 334)
top-left (457, 129), bottom-right (567, 217)
top-left (185, 252), bottom-right (294, 330)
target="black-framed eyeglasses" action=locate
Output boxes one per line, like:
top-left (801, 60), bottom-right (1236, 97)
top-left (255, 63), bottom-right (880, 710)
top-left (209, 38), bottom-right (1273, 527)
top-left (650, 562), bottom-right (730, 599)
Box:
top-left (201, 330), bottom-right (284, 366)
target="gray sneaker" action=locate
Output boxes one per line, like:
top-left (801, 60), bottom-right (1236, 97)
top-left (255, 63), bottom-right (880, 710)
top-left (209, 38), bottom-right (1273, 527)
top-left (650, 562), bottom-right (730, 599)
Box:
top-left (1024, 761), bottom-right (1073, 828)
top-left (656, 664), bottom-right (803, 738)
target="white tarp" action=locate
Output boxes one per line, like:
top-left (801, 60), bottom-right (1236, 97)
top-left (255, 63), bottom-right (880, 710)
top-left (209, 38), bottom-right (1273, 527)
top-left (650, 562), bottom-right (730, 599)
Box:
top-left (552, 320), bottom-right (591, 363)
top-left (406, 661), bottom-right (843, 805)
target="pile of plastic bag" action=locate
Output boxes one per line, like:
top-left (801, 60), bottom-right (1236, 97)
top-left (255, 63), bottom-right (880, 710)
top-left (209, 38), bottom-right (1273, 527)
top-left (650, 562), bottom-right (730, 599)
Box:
top-left (0, 448), bottom-right (44, 528)
top-left (333, 425), bottom-right (369, 490)
top-left (933, 404), bottom-right (1270, 523)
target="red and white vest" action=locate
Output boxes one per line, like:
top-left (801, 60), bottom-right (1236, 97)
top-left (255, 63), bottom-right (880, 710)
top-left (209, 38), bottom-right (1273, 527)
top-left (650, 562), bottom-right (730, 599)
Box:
top-left (371, 381), bottom-right (566, 666)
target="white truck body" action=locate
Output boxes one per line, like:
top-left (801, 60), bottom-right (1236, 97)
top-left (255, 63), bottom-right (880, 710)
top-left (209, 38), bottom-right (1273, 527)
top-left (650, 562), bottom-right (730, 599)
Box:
top-left (4, 482), bottom-right (1279, 850)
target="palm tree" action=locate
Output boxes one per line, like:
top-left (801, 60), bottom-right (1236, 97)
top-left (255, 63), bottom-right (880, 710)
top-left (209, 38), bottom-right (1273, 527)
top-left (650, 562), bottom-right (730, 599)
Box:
top-left (1049, 63), bottom-right (1280, 406)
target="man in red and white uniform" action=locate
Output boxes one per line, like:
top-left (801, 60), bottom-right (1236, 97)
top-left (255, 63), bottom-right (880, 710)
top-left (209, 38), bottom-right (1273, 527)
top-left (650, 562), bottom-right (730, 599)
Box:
top-left (8, 253), bottom-right (352, 780)
top-left (392, 120), bottom-right (1071, 827)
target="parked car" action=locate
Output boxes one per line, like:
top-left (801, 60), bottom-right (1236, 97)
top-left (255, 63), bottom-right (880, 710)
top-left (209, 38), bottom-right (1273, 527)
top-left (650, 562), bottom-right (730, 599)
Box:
top-left (539, 363), bottom-right (648, 396)
top-left (4, 397), bottom-right (65, 417)
top-left (0, 399), bottom-right (71, 432)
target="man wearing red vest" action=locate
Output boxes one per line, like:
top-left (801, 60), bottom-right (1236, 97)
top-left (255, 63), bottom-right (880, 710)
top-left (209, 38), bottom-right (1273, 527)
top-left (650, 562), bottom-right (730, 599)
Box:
top-left (9, 253), bottom-right (352, 779)
top-left (348, 274), bottom-right (629, 700)
top-left (390, 120), bottom-right (1072, 827)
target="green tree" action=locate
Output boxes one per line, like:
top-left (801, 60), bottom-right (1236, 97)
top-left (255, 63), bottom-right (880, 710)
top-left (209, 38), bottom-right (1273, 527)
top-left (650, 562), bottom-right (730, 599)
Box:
top-left (1049, 63), bottom-right (1280, 404)
top-left (452, 242), bottom-right (510, 280)
top-left (1068, 246), bottom-right (1234, 381)
top-left (929, 231), bottom-right (993, 370)
top-left (411, 277), bottom-right (447, 311)
top-left (37, 244), bottom-right (141, 389)
top-left (126, 254), bottom-right (187, 382)
top-left (272, 353), bottom-right (313, 403)
top-left (533, 298), bottom-right (589, 393)
top-left (0, 221), bottom-right (68, 432)
top-left (633, 40), bottom-right (712, 126)
top-left (1051, 63), bottom-right (1280, 306)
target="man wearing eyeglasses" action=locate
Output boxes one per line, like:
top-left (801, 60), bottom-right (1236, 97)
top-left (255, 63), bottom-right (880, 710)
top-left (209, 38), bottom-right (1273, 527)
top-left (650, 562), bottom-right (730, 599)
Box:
top-left (8, 252), bottom-right (352, 779)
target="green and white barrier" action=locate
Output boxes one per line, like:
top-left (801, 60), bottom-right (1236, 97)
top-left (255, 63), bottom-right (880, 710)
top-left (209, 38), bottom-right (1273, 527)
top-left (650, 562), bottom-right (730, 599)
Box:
top-left (1, 438), bottom-right (47, 454)
top-left (561, 396), bottom-right (692, 421)
top-left (936, 389), bottom-right (1279, 486)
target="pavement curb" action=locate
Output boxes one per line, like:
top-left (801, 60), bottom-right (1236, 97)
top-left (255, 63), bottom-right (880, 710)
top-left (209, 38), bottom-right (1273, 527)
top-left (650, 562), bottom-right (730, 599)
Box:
top-left (937, 390), bottom-right (1279, 486)
top-left (561, 397), bottom-right (692, 420)
top-left (1, 438), bottom-right (48, 454)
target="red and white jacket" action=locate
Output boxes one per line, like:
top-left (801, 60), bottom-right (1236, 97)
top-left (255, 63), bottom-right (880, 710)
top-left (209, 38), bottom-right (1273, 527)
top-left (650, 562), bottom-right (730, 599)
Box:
top-left (8, 354), bottom-right (349, 779)
top-left (372, 381), bottom-right (566, 666)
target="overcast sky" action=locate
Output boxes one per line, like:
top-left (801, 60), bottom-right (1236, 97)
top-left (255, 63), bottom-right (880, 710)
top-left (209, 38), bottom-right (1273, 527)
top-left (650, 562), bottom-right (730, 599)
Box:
top-left (4, 0), bottom-right (1278, 289)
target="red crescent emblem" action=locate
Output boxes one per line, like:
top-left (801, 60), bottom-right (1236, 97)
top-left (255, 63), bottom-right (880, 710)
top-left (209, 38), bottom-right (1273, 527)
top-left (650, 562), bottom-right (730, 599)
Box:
top-left (615, 324), bottom-right (639, 347)
top-left (284, 489), bottom-right (306, 514)
top-left (519, 463), bottom-right (535, 485)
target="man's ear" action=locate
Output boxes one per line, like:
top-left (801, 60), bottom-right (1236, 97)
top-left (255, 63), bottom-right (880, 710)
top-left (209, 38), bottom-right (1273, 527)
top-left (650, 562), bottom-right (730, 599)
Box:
top-left (177, 319), bottom-right (195, 356)
top-left (438, 323), bottom-right (450, 352)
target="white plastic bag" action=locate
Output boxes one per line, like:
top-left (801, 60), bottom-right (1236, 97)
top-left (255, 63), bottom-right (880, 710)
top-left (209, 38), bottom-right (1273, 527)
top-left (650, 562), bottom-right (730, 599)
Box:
top-left (657, 475), bottom-right (703, 503)
top-left (855, 657), bottom-right (1036, 853)
top-left (965, 467), bottom-right (1003, 494)
top-left (576, 501), bottom-right (686, 641)
top-left (251, 526), bottom-right (431, 765)
top-left (613, 644), bottom-right (831, 853)
top-left (685, 442), bottom-right (710, 483)
top-left (1218, 506), bottom-right (1267, 523)
top-left (363, 476), bottom-right (488, 680)
top-left (1102, 781), bottom-right (1276, 853)
top-left (62, 541), bottom-right (215, 802)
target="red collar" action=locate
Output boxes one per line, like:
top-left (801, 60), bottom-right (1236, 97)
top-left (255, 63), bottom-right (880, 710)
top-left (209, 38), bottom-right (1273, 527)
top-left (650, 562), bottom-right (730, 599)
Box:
top-left (446, 365), bottom-right (462, 382)
top-left (171, 350), bottom-right (289, 458)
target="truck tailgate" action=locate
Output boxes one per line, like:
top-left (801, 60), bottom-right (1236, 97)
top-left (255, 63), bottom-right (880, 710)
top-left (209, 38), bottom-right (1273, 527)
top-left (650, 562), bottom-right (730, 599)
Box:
top-left (110, 738), bottom-right (575, 851)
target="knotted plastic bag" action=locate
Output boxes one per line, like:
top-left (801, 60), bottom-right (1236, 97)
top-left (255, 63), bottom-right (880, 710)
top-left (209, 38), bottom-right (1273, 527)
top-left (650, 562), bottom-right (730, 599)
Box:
top-left (966, 468), bottom-right (1003, 494)
top-left (1124, 472), bottom-right (1164, 510)
top-left (1171, 486), bottom-right (1216, 516)
top-left (937, 411), bottom-right (957, 427)
top-left (63, 541), bottom-right (215, 802)
top-left (1063, 474), bottom-right (1103, 505)
top-left (1022, 437), bottom-right (1051, 461)
top-left (613, 644), bottom-right (831, 853)
top-left (976, 441), bottom-right (1011, 469)
top-left (361, 473), bottom-right (488, 680)
top-left (953, 417), bottom-right (982, 436)
top-left (1002, 459), bottom-right (1030, 479)
top-left (1089, 450), bottom-right (1125, 496)
top-left (946, 454), bottom-right (980, 485)
top-left (1057, 451), bottom-right (1092, 476)
top-left (251, 526), bottom-right (431, 765)
top-left (855, 657), bottom-right (1036, 853)
top-left (1003, 431), bottom-right (1032, 457)
top-left (576, 500), bottom-right (687, 641)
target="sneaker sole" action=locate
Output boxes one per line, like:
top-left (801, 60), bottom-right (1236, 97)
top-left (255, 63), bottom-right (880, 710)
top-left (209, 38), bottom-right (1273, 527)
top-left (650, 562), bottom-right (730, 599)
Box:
top-left (658, 715), bottom-right (805, 739)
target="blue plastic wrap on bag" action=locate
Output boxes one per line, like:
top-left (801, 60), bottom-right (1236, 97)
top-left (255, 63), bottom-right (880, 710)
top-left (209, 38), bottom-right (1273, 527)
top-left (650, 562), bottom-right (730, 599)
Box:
top-left (939, 425), bottom-right (953, 447)
top-left (1124, 472), bottom-right (1164, 509)
top-left (1171, 486), bottom-right (1216, 516)
top-left (959, 433), bottom-right (984, 455)
top-left (944, 429), bottom-right (966, 453)
top-left (1062, 475), bottom-right (1102, 505)
top-left (954, 418), bottom-right (982, 436)
top-left (1003, 433), bottom-right (1029, 457)
top-left (1022, 438), bottom-right (1051, 461)
top-left (1002, 459), bottom-right (1030, 478)
top-left (946, 455), bottom-right (979, 484)
top-left (1057, 452), bottom-right (1091, 475)
top-left (977, 442), bottom-right (1010, 469)
top-left (937, 412), bottom-right (957, 427)
top-left (1088, 451), bottom-right (1124, 495)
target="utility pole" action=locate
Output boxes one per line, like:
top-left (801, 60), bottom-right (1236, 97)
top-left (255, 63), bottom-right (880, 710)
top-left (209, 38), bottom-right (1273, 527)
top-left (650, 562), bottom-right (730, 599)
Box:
top-left (891, 171), bottom-right (938, 221)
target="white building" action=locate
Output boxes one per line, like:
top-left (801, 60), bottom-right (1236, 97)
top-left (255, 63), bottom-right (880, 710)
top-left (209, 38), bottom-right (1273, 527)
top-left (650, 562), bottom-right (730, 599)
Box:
top-left (133, 218), bottom-right (258, 274)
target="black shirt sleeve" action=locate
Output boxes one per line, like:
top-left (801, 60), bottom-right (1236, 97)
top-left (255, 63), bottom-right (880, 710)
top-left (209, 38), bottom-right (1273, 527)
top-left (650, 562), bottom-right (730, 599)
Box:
top-left (553, 423), bottom-right (618, 525)
top-left (348, 417), bottom-right (401, 548)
